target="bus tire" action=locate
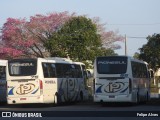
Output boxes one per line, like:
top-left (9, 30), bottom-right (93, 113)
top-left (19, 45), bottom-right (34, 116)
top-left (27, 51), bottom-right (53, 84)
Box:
top-left (146, 92), bottom-right (149, 102)
top-left (136, 93), bottom-right (140, 104)
top-left (80, 91), bottom-right (83, 101)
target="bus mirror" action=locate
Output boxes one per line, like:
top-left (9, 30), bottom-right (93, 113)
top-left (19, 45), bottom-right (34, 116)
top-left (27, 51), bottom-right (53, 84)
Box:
top-left (149, 70), bottom-right (154, 78)
top-left (86, 69), bottom-right (93, 79)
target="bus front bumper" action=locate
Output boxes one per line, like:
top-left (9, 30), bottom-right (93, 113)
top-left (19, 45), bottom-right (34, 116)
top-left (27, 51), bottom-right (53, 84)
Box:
top-left (93, 94), bottom-right (132, 103)
top-left (7, 96), bottom-right (43, 104)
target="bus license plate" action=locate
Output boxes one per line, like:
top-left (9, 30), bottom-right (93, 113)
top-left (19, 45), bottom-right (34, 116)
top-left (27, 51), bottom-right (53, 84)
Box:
top-left (109, 95), bottom-right (115, 98)
top-left (20, 98), bottom-right (27, 100)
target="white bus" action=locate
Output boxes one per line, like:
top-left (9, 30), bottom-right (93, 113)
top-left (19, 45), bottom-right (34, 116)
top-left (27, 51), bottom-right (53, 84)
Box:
top-left (93, 56), bottom-right (151, 103)
top-left (7, 57), bottom-right (88, 104)
top-left (0, 60), bottom-right (7, 103)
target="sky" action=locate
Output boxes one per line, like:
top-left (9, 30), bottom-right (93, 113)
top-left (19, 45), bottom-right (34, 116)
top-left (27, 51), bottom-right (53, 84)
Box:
top-left (1, 0), bottom-right (160, 56)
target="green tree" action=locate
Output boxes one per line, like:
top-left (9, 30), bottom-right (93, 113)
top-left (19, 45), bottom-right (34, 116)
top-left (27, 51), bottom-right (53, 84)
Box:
top-left (45, 16), bottom-right (118, 62)
top-left (133, 52), bottom-right (140, 59)
top-left (138, 33), bottom-right (160, 71)
top-left (45, 16), bottom-right (101, 60)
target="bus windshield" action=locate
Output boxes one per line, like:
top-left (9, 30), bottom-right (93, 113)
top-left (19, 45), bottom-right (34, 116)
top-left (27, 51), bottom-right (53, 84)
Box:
top-left (8, 59), bottom-right (37, 76)
top-left (97, 57), bottom-right (127, 74)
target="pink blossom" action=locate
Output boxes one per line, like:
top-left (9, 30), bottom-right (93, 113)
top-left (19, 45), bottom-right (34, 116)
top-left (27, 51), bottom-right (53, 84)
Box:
top-left (0, 12), bottom-right (73, 59)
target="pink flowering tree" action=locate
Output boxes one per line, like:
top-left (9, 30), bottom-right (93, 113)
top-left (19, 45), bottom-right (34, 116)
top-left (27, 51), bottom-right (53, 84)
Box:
top-left (0, 12), bottom-right (123, 59)
top-left (0, 12), bottom-right (72, 59)
top-left (92, 17), bottom-right (124, 50)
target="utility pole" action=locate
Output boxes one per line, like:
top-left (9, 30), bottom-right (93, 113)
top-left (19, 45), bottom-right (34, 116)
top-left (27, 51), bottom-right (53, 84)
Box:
top-left (125, 34), bottom-right (127, 56)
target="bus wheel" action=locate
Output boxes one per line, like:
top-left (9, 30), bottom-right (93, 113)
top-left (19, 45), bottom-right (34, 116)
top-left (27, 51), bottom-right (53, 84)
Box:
top-left (136, 93), bottom-right (140, 104)
top-left (146, 92), bottom-right (149, 102)
top-left (80, 91), bottom-right (83, 101)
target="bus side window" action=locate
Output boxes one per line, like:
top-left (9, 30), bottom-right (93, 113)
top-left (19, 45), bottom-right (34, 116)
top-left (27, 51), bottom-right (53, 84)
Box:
top-left (75, 65), bottom-right (82, 78)
top-left (131, 62), bottom-right (137, 78)
top-left (42, 63), bottom-right (56, 78)
top-left (42, 63), bottom-right (49, 78)
top-left (132, 67), bottom-right (136, 78)
top-left (64, 64), bottom-right (75, 78)
top-left (55, 64), bottom-right (64, 78)
top-left (50, 63), bottom-right (56, 77)
top-left (143, 64), bottom-right (148, 78)
top-left (63, 64), bottom-right (71, 78)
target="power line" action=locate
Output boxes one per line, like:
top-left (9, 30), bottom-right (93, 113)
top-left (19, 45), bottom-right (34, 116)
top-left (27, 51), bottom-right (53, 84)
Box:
top-left (107, 23), bottom-right (160, 26)
top-left (127, 36), bottom-right (146, 39)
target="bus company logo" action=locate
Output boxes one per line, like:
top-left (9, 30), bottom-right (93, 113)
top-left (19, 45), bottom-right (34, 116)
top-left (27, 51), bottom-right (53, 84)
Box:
top-left (16, 83), bottom-right (36, 95)
top-left (104, 82), bottom-right (127, 93)
top-left (11, 63), bottom-right (34, 67)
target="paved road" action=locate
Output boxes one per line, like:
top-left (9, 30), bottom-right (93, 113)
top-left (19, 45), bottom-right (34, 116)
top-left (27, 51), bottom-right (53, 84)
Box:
top-left (0, 99), bottom-right (160, 120)
top-left (1, 99), bottom-right (160, 111)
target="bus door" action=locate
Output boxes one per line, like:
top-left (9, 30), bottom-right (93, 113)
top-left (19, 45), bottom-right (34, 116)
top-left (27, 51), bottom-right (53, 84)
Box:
top-left (42, 62), bottom-right (57, 103)
top-left (66, 78), bottom-right (78, 102)
top-left (65, 64), bottom-right (78, 102)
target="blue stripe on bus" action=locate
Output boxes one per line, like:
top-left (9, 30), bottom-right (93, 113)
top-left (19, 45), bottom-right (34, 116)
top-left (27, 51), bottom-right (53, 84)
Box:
top-left (8, 87), bottom-right (14, 95)
top-left (96, 85), bottom-right (103, 93)
top-left (120, 86), bottom-right (128, 93)
top-left (31, 88), bottom-right (39, 94)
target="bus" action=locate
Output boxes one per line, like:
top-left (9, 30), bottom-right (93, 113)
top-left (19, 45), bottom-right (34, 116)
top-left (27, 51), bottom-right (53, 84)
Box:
top-left (93, 56), bottom-right (151, 104)
top-left (0, 60), bottom-right (7, 103)
top-left (6, 57), bottom-right (88, 104)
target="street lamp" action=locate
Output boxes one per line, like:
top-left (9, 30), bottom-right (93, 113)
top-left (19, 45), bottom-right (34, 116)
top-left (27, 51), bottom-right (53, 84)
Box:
top-left (125, 34), bottom-right (127, 56)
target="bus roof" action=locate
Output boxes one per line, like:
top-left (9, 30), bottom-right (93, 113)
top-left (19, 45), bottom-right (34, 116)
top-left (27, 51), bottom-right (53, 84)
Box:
top-left (96, 56), bottom-right (148, 64)
top-left (0, 60), bottom-right (7, 66)
top-left (74, 62), bottom-right (85, 65)
top-left (8, 58), bottom-right (85, 66)
top-left (9, 57), bottom-right (72, 62)
top-left (44, 57), bottom-right (72, 62)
